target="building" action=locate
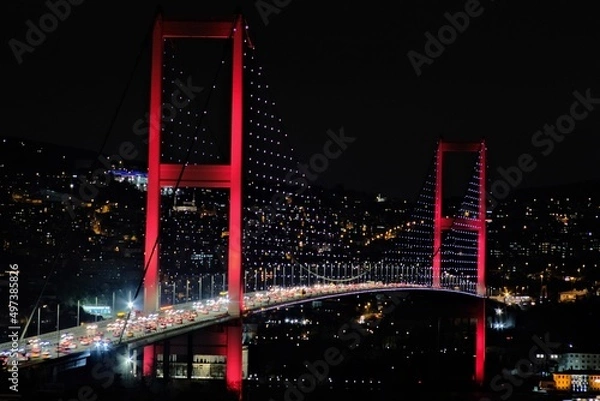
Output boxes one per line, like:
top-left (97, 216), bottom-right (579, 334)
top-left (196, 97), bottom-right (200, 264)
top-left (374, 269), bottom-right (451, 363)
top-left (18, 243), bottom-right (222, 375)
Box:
top-left (156, 347), bottom-right (248, 380)
top-left (559, 289), bottom-right (588, 303)
top-left (110, 169), bottom-right (147, 191)
top-left (81, 305), bottom-right (112, 319)
top-left (552, 372), bottom-right (600, 392)
top-left (559, 353), bottom-right (600, 372)
top-left (550, 353), bottom-right (600, 393)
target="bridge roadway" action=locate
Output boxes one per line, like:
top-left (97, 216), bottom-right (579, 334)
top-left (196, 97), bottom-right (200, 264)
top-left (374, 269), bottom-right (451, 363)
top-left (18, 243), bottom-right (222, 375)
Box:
top-left (1, 281), bottom-right (477, 368)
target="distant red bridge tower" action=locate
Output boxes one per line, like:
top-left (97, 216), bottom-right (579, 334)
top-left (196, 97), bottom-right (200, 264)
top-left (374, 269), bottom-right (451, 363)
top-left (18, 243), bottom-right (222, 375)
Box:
top-left (433, 139), bottom-right (487, 385)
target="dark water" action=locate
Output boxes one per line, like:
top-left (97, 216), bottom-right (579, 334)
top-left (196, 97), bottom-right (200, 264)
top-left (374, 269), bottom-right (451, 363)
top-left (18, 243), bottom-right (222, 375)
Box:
top-left (244, 384), bottom-right (572, 401)
top-left (1, 374), bottom-right (583, 401)
top-left (245, 391), bottom-right (569, 401)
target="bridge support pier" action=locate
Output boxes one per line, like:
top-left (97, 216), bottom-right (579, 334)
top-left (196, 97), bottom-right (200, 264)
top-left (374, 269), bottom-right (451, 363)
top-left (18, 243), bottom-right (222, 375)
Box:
top-left (226, 319), bottom-right (243, 395)
top-left (475, 298), bottom-right (485, 386)
top-left (187, 332), bottom-right (194, 379)
top-left (163, 339), bottom-right (171, 381)
top-left (143, 345), bottom-right (155, 378)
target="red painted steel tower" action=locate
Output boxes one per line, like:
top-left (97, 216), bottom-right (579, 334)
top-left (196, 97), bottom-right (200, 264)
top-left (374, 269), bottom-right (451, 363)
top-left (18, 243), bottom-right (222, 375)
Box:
top-left (433, 139), bottom-right (486, 385)
top-left (143, 14), bottom-right (246, 395)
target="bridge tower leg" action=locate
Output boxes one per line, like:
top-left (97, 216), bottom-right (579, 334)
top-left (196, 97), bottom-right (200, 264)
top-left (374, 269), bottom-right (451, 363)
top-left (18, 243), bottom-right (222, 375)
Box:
top-left (143, 13), bottom-right (246, 398)
top-left (475, 139), bottom-right (487, 386)
top-left (142, 11), bottom-right (163, 381)
top-left (433, 139), bottom-right (487, 385)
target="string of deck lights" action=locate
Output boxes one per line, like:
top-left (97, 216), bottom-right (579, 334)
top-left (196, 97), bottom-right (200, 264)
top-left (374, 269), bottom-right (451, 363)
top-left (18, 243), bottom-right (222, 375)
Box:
top-left (441, 151), bottom-right (483, 292)
top-left (382, 155), bottom-right (436, 286)
top-left (243, 40), bottom-right (378, 289)
top-left (160, 40), bottom-right (225, 165)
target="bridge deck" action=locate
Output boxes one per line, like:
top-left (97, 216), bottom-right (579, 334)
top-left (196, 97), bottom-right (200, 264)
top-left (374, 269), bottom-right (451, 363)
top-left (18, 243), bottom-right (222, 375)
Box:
top-left (1, 282), bottom-right (482, 367)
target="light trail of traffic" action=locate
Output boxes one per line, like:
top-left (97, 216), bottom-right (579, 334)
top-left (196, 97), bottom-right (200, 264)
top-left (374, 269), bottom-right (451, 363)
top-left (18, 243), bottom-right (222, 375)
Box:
top-left (1, 281), bottom-right (479, 367)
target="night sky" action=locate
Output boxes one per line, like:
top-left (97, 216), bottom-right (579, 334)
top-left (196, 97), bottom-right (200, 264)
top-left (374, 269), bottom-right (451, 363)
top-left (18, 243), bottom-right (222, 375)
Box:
top-left (2, 0), bottom-right (600, 199)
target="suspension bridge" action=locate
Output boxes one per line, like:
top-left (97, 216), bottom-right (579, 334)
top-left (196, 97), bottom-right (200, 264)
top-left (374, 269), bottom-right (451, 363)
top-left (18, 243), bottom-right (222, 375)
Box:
top-left (3, 14), bottom-right (489, 400)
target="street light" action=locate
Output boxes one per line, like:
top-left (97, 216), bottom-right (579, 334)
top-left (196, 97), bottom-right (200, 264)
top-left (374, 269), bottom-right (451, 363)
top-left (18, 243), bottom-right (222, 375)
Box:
top-left (186, 280), bottom-right (190, 302)
top-left (126, 355), bottom-right (134, 377)
top-left (37, 304), bottom-right (47, 336)
top-left (56, 303), bottom-right (60, 358)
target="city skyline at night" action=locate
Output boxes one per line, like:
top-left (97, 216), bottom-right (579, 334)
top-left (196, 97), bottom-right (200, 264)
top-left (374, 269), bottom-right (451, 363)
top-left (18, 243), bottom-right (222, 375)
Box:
top-left (3, 134), bottom-right (599, 301)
